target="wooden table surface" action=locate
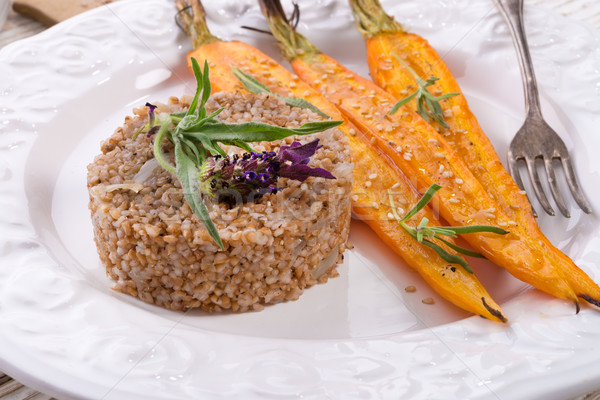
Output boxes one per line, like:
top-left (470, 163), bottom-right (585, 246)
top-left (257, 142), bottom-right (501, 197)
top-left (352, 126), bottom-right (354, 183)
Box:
top-left (1, 1), bottom-right (600, 399)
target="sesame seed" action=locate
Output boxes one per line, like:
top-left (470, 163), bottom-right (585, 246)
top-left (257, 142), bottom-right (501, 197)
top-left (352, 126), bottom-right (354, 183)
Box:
top-left (313, 79), bottom-right (321, 85)
top-left (405, 285), bottom-right (416, 293)
top-left (518, 190), bottom-right (527, 195)
top-left (372, 202), bottom-right (379, 209)
top-left (439, 164), bottom-right (445, 172)
top-left (508, 221), bottom-right (518, 226)
top-left (365, 114), bottom-right (373, 119)
top-left (395, 146), bottom-right (403, 153)
top-left (370, 137), bottom-right (376, 144)
top-left (289, 82), bottom-right (297, 88)
top-left (321, 74), bottom-right (328, 80)
top-left (403, 153), bottom-right (412, 161)
top-left (352, 194), bottom-right (359, 201)
top-left (368, 173), bottom-right (378, 180)
top-left (391, 183), bottom-right (400, 189)
top-left (303, 91), bottom-right (310, 97)
top-left (442, 171), bottom-right (454, 178)
top-left (422, 297), bottom-right (435, 305)
top-left (443, 109), bottom-right (453, 117)
top-left (448, 198), bottom-right (460, 204)
top-left (498, 222), bottom-right (508, 227)
top-left (349, 128), bottom-right (356, 136)
top-left (365, 181), bottom-right (372, 188)
top-left (387, 212), bottom-right (395, 219)
top-left (434, 152), bottom-right (445, 158)
top-left (455, 178), bottom-right (463, 184)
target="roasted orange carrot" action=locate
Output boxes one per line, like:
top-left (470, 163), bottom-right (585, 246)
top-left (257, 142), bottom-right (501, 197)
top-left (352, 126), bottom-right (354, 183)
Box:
top-left (348, 0), bottom-right (600, 308)
top-left (175, 0), bottom-right (507, 322)
top-left (258, 0), bottom-right (600, 309)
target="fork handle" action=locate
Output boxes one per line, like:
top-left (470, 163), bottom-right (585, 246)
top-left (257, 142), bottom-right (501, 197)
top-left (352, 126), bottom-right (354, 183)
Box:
top-left (492, 0), bottom-right (543, 118)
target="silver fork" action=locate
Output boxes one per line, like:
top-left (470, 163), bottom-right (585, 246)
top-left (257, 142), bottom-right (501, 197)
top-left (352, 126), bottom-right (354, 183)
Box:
top-left (493, 0), bottom-right (592, 217)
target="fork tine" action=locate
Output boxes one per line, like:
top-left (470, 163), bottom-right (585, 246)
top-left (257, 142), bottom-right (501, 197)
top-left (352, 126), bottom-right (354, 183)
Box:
top-left (544, 157), bottom-right (570, 217)
top-left (560, 155), bottom-right (593, 214)
top-left (525, 157), bottom-right (555, 216)
top-left (508, 154), bottom-right (538, 217)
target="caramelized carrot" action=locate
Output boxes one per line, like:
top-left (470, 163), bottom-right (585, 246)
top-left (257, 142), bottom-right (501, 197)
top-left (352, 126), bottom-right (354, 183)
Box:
top-left (349, 0), bottom-right (600, 308)
top-left (258, 0), bottom-right (600, 309)
top-left (175, 0), bottom-right (507, 321)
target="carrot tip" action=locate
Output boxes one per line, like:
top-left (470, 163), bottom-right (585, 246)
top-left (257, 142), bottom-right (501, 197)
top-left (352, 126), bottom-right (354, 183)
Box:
top-left (580, 294), bottom-right (600, 308)
top-left (481, 297), bottom-right (507, 323)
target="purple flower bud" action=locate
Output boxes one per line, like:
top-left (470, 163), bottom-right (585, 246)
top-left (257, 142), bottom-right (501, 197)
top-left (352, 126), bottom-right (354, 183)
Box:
top-left (258, 173), bottom-right (270, 183)
top-left (145, 102), bottom-right (157, 125)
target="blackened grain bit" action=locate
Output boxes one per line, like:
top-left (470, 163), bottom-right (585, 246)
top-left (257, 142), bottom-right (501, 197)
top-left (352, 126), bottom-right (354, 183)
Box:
top-left (481, 297), bottom-right (507, 323)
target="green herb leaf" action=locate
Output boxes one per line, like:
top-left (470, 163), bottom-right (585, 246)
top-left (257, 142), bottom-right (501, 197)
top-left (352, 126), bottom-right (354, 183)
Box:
top-left (232, 66), bottom-right (331, 119)
top-left (181, 119), bottom-right (342, 144)
top-left (389, 54), bottom-right (459, 129)
top-left (187, 58), bottom-right (205, 117)
top-left (174, 138), bottom-right (223, 249)
top-left (400, 183), bottom-right (441, 222)
top-left (388, 184), bottom-right (509, 273)
top-left (153, 119), bottom-right (176, 174)
top-left (434, 236), bottom-right (486, 259)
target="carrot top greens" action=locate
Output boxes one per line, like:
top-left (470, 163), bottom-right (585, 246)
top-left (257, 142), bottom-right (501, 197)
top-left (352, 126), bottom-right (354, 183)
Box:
top-left (136, 58), bottom-right (342, 248)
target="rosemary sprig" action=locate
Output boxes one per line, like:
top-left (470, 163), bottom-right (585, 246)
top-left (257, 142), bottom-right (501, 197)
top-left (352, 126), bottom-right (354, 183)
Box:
top-left (138, 58), bottom-right (342, 248)
top-left (388, 184), bottom-right (508, 273)
top-left (231, 66), bottom-right (331, 119)
top-left (389, 53), bottom-right (459, 128)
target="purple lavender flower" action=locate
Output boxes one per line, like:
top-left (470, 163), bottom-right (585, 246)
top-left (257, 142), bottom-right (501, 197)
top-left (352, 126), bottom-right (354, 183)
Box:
top-left (198, 138), bottom-right (334, 204)
top-left (145, 102), bottom-right (157, 125)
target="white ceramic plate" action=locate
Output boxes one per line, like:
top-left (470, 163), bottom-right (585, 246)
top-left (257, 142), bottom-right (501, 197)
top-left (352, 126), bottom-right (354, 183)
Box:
top-left (1, 0), bottom-right (600, 399)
